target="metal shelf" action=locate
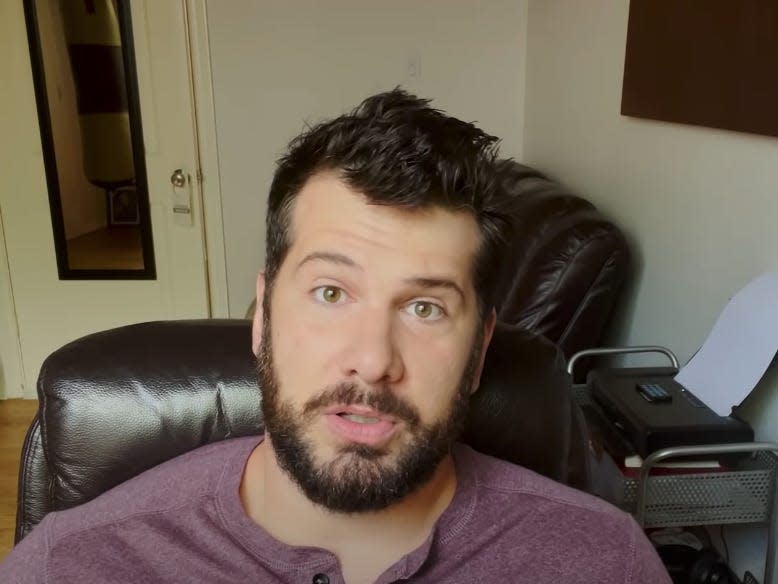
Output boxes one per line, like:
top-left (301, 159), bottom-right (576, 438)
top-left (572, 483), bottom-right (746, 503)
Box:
top-left (572, 382), bottom-right (778, 584)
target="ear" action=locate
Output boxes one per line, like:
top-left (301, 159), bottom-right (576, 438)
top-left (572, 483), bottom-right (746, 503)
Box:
top-left (470, 308), bottom-right (497, 394)
top-left (251, 272), bottom-right (266, 356)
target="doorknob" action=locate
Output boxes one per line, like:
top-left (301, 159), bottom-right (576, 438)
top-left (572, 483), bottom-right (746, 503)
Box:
top-left (170, 168), bottom-right (192, 226)
top-left (170, 168), bottom-right (187, 188)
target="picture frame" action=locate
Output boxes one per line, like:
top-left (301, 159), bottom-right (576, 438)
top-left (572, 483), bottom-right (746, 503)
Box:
top-left (108, 185), bottom-right (140, 225)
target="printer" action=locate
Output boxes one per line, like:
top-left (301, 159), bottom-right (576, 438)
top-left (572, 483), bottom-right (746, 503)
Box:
top-left (589, 366), bottom-right (754, 458)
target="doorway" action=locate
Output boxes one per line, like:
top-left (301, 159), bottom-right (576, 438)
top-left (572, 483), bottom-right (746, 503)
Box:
top-left (0, 0), bottom-right (225, 398)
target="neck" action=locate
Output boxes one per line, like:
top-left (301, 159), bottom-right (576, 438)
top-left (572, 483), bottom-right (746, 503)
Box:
top-left (240, 437), bottom-right (458, 549)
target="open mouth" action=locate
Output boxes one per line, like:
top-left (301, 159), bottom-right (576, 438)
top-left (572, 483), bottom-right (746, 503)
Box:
top-left (326, 404), bottom-right (395, 422)
top-left (336, 412), bottom-right (383, 424)
top-left (326, 406), bottom-right (398, 445)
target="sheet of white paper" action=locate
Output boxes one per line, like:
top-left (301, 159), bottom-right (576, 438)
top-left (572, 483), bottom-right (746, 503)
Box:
top-left (674, 271), bottom-right (778, 416)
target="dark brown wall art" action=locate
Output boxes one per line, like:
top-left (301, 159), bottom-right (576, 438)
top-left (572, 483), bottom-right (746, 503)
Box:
top-left (621, 1), bottom-right (778, 138)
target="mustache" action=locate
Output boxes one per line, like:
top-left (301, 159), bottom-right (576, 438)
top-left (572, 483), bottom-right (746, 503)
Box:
top-left (303, 382), bottom-right (421, 428)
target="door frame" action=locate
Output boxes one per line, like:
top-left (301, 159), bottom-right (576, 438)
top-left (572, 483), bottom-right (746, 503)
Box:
top-left (0, 207), bottom-right (25, 399)
top-left (184, 0), bottom-right (229, 318)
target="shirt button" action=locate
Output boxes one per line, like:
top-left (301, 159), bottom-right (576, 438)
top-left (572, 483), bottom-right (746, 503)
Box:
top-left (312, 574), bottom-right (330, 584)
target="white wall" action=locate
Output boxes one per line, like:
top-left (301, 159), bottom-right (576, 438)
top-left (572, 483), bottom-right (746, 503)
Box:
top-left (524, 0), bottom-right (778, 577)
top-left (206, 0), bottom-right (528, 316)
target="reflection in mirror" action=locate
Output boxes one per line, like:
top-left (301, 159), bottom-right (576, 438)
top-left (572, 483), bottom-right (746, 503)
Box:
top-left (24, 0), bottom-right (155, 279)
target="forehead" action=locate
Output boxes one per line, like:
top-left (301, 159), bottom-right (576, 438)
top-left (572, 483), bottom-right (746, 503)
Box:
top-left (285, 172), bottom-right (481, 280)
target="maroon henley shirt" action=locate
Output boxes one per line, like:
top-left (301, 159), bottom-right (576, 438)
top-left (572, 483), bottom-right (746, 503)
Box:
top-left (2, 436), bottom-right (670, 583)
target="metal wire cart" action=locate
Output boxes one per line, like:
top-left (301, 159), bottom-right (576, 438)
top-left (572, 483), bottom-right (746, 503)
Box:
top-left (569, 347), bottom-right (778, 584)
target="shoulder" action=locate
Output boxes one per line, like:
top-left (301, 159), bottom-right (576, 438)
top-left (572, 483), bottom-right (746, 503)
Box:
top-left (3, 436), bottom-right (260, 582)
top-left (45, 435), bottom-right (259, 540)
top-left (450, 445), bottom-right (669, 583)
top-left (456, 443), bottom-right (620, 517)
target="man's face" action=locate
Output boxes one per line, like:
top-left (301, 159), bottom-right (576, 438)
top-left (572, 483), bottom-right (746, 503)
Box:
top-left (253, 171), bottom-right (495, 513)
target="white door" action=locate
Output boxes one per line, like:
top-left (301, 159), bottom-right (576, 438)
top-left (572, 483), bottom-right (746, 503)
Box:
top-left (0, 0), bottom-right (211, 398)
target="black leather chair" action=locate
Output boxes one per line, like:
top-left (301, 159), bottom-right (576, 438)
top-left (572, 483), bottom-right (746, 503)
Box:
top-left (15, 319), bottom-right (589, 543)
top-left (494, 161), bottom-right (629, 365)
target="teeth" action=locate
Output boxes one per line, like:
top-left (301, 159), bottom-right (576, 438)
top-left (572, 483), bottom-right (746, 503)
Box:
top-left (341, 414), bottom-right (380, 424)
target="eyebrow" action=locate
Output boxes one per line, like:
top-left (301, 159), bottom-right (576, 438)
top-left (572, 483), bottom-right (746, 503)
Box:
top-left (296, 251), bottom-right (361, 272)
top-left (404, 277), bottom-right (466, 304)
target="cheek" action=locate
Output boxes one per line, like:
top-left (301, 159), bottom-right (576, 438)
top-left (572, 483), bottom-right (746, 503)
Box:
top-left (405, 337), bottom-right (470, 420)
top-left (269, 302), bottom-right (344, 400)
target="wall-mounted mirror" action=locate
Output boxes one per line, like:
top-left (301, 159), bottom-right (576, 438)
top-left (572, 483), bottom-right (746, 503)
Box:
top-left (24, 0), bottom-right (155, 279)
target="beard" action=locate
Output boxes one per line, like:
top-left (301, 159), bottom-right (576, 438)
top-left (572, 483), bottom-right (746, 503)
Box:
top-left (256, 295), bottom-right (484, 514)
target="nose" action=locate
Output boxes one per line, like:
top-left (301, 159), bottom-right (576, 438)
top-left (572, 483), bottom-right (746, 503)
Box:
top-left (343, 309), bottom-right (404, 385)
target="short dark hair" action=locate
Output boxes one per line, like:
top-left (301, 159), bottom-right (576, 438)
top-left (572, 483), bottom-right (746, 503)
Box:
top-left (264, 89), bottom-right (511, 317)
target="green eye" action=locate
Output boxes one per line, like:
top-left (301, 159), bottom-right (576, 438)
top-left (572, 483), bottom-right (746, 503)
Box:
top-left (319, 286), bottom-right (342, 303)
top-left (415, 302), bottom-right (432, 318)
top-left (409, 301), bottom-right (443, 320)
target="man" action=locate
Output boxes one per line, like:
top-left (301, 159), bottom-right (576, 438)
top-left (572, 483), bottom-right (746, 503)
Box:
top-left (2, 90), bottom-right (670, 583)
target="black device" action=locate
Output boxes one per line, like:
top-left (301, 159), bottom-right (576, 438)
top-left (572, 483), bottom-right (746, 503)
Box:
top-left (657, 545), bottom-right (739, 584)
top-left (589, 367), bottom-right (754, 458)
